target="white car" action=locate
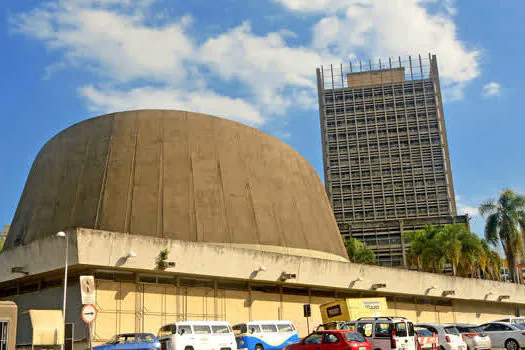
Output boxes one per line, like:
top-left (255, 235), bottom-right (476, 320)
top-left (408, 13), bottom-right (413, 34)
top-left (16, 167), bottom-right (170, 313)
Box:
top-left (494, 318), bottom-right (525, 328)
top-left (480, 322), bottom-right (525, 350)
top-left (416, 324), bottom-right (466, 350)
top-left (454, 324), bottom-right (491, 350)
top-left (349, 317), bottom-right (417, 350)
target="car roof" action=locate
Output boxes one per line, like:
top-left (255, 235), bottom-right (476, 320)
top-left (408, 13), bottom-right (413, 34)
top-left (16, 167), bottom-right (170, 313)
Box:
top-left (247, 320), bottom-right (293, 324)
top-left (317, 330), bottom-right (358, 333)
top-left (162, 321), bottom-right (231, 326)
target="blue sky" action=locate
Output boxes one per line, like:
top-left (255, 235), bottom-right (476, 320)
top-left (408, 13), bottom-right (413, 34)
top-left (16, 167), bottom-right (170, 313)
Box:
top-left (1, 0), bottom-right (524, 239)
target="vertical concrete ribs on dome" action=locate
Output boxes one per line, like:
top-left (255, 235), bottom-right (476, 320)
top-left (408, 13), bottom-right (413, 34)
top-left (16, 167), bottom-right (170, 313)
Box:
top-left (5, 109), bottom-right (349, 261)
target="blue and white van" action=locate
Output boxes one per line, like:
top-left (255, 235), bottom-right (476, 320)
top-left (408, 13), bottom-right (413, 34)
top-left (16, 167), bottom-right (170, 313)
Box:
top-left (232, 321), bottom-right (300, 350)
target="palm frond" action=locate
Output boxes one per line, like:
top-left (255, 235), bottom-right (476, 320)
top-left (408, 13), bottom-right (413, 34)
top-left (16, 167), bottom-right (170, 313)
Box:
top-left (484, 213), bottom-right (500, 245)
top-left (479, 199), bottom-right (497, 217)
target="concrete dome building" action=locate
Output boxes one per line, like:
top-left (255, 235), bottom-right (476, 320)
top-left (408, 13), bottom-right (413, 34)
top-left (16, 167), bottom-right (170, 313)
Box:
top-left (5, 110), bottom-right (348, 260)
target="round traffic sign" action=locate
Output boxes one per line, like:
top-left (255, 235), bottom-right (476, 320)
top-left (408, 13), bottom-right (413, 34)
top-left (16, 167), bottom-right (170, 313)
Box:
top-left (81, 304), bottom-right (97, 324)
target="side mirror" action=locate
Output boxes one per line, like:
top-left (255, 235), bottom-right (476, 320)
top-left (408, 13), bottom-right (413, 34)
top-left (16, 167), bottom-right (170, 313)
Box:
top-left (178, 329), bottom-right (185, 335)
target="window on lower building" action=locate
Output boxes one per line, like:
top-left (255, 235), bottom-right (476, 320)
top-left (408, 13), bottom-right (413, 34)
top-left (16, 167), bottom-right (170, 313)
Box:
top-left (0, 321), bottom-right (9, 350)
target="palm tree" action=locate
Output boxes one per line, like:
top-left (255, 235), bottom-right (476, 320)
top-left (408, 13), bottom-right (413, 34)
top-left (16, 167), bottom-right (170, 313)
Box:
top-left (484, 245), bottom-right (503, 280)
top-left (405, 225), bottom-right (445, 273)
top-left (457, 230), bottom-right (483, 277)
top-left (345, 237), bottom-right (377, 265)
top-left (479, 189), bottom-right (525, 283)
top-left (436, 224), bottom-right (464, 276)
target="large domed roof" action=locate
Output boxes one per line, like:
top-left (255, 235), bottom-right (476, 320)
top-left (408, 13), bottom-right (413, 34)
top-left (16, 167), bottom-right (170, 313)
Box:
top-left (5, 110), bottom-right (348, 260)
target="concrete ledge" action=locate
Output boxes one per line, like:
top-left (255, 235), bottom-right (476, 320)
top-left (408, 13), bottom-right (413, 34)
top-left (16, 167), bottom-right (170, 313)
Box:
top-left (1, 227), bottom-right (524, 306)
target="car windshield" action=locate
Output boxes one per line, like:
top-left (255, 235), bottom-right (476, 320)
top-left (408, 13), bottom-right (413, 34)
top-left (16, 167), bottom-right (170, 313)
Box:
top-left (140, 334), bottom-right (156, 343)
top-left (444, 327), bottom-right (460, 335)
top-left (342, 323), bottom-right (356, 331)
top-left (458, 327), bottom-right (484, 334)
top-left (415, 329), bottom-right (433, 337)
top-left (212, 325), bottom-right (231, 334)
top-left (278, 324), bottom-right (294, 332)
top-left (106, 335), bottom-right (119, 345)
top-left (107, 335), bottom-right (136, 345)
top-left (344, 332), bottom-right (365, 342)
top-left (194, 326), bottom-right (212, 334)
top-left (514, 319), bottom-right (525, 326)
top-left (395, 323), bottom-right (408, 337)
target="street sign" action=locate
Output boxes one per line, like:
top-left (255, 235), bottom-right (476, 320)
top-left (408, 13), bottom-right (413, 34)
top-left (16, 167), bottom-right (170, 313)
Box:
top-left (81, 304), bottom-right (97, 324)
top-left (303, 304), bottom-right (311, 317)
top-left (80, 276), bottom-right (96, 305)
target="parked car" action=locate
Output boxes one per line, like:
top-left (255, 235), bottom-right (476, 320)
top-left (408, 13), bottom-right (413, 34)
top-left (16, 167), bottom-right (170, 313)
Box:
top-left (416, 324), bottom-right (466, 350)
top-left (415, 327), bottom-right (439, 350)
top-left (232, 320), bottom-right (300, 350)
top-left (347, 317), bottom-right (417, 350)
top-left (454, 324), bottom-right (491, 350)
top-left (94, 333), bottom-right (161, 350)
top-left (480, 322), bottom-right (525, 350)
top-left (493, 318), bottom-right (525, 327)
top-left (284, 330), bottom-right (370, 350)
top-left (158, 321), bottom-right (237, 350)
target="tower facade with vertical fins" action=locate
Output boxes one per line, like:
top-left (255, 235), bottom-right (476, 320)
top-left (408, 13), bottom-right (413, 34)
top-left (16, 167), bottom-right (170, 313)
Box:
top-left (317, 54), bottom-right (467, 267)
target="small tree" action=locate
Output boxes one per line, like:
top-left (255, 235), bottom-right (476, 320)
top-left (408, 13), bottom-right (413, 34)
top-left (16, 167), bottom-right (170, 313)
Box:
top-left (156, 249), bottom-right (169, 270)
top-left (345, 237), bottom-right (376, 265)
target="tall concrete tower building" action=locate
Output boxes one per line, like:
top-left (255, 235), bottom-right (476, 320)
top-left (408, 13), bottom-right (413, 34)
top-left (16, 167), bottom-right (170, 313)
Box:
top-left (316, 54), bottom-right (467, 267)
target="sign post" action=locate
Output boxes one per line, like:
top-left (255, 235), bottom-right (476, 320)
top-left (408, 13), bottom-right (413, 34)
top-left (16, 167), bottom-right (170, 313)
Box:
top-left (81, 304), bottom-right (97, 350)
top-left (303, 304), bottom-right (311, 334)
top-left (80, 276), bottom-right (96, 305)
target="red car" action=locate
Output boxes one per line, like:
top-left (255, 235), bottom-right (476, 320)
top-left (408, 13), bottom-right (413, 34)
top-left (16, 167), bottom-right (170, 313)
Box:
top-left (285, 330), bottom-right (371, 350)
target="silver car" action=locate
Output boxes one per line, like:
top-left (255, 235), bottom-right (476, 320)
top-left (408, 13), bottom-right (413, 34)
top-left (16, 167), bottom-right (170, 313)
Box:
top-left (416, 324), bottom-right (467, 350)
top-left (454, 324), bottom-right (491, 350)
top-left (480, 322), bottom-right (525, 350)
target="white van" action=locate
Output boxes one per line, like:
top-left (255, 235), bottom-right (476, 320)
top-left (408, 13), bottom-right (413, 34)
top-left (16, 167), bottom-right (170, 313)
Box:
top-left (494, 317), bottom-right (525, 327)
top-left (349, 317), bottom-right (417, 350)
top-left (232, 320), bottom-right (299, 350)
top-left (158, 321), bottom-right (237, 350)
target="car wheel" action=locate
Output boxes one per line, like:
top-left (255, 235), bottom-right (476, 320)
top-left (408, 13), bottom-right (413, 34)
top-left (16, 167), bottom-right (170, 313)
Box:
top-left (185, 347), bottom-right (194, 350)
top-left (439, 346), bottom-right (445, 350)
top-left (256, 345), bottom-right (264, 350)
top-left (506, 340), bottom-right (519, 350)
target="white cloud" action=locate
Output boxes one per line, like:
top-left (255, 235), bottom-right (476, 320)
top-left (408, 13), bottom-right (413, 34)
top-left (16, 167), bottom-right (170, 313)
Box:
top-left (11, 0), bottom-right (482, 133)
top-left (273, 131), bottom-right (292, 140)
top-left (79, 85), bottom-right (265, 126)
top-left (11, 0), bottom-right (337, 128)
top-left (457, 204), bottom-right (479, 217)
top-left (456, 193), bottom-right (480, 217)
top-left (11, 1), bottom-right (194, 84)
top-left (199, 22), bottom-right (334, 115)
top-left (276, 0), bottom-right (481, 100)
top-left (482, 82), bottom-right (501, 97)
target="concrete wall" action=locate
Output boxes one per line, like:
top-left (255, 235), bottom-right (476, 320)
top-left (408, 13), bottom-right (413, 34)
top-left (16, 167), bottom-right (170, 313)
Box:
top-left (89, 280), bottom-right (517, 344)
top-left (0, 301), bottom-right (17, 350)
top-left (346, 68), bottom-right (405, 87)
top-left (74, 229), bottom-right (525, 304)
top-left (4, 283), bottom-right (84, 345)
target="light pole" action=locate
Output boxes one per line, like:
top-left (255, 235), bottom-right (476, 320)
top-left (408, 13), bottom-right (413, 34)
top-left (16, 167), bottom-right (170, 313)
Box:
top-left (56, 231), bottom-right (68, 350)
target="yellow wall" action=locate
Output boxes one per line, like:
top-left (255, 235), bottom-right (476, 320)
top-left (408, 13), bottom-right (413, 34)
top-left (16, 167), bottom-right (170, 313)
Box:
top-left (93, 280), bottom-right (519, 345)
